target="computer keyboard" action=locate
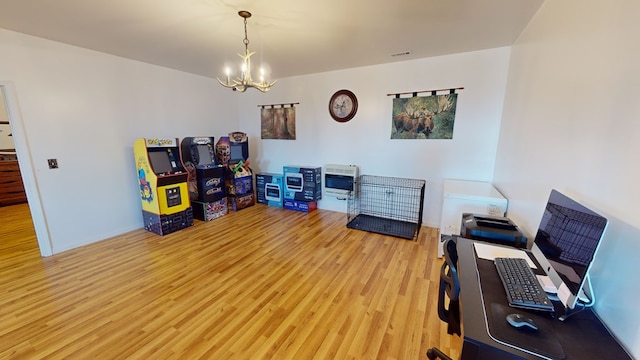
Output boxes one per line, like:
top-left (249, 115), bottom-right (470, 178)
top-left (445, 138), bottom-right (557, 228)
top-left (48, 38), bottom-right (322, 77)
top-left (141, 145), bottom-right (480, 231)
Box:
top-left (494, 257), bottom-right (555, 312)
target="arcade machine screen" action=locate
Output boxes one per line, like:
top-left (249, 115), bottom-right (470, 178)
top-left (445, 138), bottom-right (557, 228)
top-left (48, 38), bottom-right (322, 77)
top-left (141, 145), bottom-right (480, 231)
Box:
top-left (230, 144), bottom-right (244, 163)
top-left (148, 150), bottom-right (173, 174)
top-left (196, 144), bottom-right (213, 166)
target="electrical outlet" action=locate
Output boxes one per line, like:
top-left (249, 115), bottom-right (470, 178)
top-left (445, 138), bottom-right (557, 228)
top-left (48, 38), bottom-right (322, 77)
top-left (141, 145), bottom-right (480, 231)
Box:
top-left (48, 159), bottom-right (58, 169)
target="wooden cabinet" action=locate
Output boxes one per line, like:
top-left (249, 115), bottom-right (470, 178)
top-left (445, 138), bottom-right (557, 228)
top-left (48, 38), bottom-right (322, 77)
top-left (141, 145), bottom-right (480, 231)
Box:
top-left (0, 161), bottom-right (27, 206)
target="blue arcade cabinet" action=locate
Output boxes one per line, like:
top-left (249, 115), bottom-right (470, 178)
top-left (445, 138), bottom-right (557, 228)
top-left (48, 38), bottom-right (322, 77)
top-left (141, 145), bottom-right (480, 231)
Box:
top-left (180, 137), bottom-right (228, 221)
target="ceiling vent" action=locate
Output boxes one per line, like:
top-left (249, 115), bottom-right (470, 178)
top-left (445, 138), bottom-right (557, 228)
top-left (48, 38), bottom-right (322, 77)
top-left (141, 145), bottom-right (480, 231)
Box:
top-left (390, 51), bottom-right (412, 57)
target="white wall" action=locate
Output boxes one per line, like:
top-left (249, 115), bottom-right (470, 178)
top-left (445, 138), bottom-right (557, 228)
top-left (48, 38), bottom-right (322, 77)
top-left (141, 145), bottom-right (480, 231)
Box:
top-left (238, 48), bottom-right (512, 227)
top-left (0, 91), bottom-right (6, 121)
top-left (0, 28), bottom-right (238, 254)
top-left (493, 0), bottom-right (640, 356)
top-left (2, 28), bottom-right (512, 254)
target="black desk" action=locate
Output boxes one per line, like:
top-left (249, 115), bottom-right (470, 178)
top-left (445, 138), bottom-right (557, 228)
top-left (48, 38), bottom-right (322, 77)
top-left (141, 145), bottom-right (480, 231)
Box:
top-left (456, 237), bottom-right (632, 360)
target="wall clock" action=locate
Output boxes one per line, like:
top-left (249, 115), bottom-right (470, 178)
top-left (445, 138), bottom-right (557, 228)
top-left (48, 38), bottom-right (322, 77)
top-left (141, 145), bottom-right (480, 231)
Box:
top-left (329, 89), bottom-right (358, 122)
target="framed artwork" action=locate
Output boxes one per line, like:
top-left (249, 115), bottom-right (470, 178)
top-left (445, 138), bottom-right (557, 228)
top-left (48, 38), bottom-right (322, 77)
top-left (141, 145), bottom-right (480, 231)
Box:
top-left (261, 106), bottom-right (296, 140)
top-left (391, 93), bottom-right (458, 139)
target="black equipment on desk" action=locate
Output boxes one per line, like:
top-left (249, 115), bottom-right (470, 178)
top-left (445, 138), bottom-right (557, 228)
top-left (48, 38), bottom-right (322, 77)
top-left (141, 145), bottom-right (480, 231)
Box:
top-left (461, 213), bottom-right (527, 248)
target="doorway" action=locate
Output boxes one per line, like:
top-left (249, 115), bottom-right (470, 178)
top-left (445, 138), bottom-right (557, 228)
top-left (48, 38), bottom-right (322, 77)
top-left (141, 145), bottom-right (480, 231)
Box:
top-left (1, 82), bottom-right (52, 256)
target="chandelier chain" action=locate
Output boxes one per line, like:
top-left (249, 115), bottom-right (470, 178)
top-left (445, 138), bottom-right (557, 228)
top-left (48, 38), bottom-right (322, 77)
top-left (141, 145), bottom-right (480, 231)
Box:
top-left (243, 17), bottom-right (249, 48)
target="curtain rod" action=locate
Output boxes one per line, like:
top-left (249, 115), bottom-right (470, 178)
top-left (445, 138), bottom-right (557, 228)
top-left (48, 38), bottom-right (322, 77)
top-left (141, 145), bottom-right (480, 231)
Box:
top-left (257, 102), bottom-right (300, 108)
top-left (387, 87), bottom-right (464, 97)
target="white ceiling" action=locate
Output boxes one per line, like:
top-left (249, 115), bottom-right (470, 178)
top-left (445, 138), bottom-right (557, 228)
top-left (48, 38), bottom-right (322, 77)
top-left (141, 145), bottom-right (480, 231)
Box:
top-left (0, 0), bottom-right (544, 80)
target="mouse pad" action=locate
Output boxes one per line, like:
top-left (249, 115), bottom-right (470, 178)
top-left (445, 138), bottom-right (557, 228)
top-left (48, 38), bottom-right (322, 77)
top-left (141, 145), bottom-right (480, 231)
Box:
top-left (474, 258), bottom-right (566, 359)
top-left (487, 302), bottom-right (566, 360)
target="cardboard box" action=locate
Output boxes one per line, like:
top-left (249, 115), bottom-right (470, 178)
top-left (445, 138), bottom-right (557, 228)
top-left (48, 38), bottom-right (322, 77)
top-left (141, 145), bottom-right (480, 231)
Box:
top-left (228, 192), bottom-right (255, 211)
top-left (256, 173), bottom-right (284, 207)
top-left (192, 198), bottom-right (228, 221)
top-left (284, 199), bottom-right (317, 213)
top-left (283, 165), bottom-right (322, 201)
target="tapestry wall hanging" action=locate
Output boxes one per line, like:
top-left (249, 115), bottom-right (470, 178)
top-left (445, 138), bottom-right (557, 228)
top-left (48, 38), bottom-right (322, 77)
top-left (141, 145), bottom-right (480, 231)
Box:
top-left (261, 104), bottom-right (297, 140)
top-left (390, 91), bottom-right (459, 139)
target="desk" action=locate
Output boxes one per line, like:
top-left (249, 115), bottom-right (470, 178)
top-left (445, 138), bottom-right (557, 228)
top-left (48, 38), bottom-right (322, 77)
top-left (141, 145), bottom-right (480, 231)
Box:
top-left (456, 237), bottom-right (631, 360)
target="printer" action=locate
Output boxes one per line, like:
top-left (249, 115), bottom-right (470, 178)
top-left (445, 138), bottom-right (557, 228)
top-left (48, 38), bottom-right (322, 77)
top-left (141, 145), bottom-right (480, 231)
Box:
top-left (460, 213), bottom-right (527, 248)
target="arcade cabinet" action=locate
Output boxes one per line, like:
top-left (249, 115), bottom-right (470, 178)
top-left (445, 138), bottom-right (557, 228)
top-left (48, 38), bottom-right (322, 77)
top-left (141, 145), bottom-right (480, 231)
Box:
top-left (215, 132), bottom-right (255, 211)
top-left (133, 138), bottom-right (193, 235)
top-left (180, 137), bottom-right (228, 221)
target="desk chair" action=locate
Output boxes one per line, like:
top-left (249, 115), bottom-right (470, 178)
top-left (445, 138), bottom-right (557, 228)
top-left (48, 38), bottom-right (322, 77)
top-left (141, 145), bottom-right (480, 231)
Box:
top-left (426, 237), bottom-right (460, 360)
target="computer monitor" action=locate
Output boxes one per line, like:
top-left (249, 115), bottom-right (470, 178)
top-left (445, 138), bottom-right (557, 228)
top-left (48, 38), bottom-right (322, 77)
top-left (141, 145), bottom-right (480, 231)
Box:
top-left (534, 189), bottom-right (608, 309)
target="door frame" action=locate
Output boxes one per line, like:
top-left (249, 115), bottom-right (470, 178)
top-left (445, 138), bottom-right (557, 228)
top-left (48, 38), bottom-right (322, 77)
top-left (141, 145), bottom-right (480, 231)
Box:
top-left (1, 81), bottom-right (53, 256)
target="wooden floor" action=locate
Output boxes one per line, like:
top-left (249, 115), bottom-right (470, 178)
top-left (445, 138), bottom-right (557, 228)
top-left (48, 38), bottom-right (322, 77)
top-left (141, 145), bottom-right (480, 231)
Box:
top-left (0, 203), bottom-right (462, 359)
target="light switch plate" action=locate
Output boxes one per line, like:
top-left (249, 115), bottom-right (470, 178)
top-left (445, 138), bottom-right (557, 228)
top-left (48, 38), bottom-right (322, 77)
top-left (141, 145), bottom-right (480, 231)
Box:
top-left (48, 159), bottom-right (58, 169)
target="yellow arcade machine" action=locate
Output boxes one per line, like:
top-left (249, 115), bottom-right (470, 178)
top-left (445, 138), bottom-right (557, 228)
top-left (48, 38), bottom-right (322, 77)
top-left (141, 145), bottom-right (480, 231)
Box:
top-left (134, 138), bottom-right (193, 235)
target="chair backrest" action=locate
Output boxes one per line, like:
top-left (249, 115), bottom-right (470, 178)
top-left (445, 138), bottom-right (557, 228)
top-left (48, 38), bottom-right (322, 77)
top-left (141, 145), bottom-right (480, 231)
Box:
top-left (443, 238), bottom-right (460, 300)
top-left (437, 236), bottom-right (460, 323)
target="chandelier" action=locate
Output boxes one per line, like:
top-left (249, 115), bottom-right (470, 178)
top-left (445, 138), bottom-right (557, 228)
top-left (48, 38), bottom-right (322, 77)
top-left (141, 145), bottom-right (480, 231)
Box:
top-left (217, 11), bottom-right (276, 93)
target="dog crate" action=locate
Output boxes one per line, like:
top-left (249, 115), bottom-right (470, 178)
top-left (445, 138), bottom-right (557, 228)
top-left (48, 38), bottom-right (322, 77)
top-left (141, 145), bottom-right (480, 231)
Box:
top-left (347, 175), bottom-right (426, 240)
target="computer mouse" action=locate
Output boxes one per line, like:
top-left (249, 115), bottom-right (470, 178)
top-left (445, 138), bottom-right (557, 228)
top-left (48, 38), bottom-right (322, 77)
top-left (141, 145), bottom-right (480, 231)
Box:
top-left (506, 313), bottom-right (538, 331)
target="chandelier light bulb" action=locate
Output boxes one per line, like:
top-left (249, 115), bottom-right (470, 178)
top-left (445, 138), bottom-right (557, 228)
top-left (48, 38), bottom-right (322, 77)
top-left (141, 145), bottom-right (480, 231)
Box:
top-left (224, 67), bottom-right (231, 83)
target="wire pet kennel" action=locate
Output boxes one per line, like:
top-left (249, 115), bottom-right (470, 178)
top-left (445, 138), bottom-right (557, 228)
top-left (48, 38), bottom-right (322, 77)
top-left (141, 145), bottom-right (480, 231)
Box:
top-left (347, 175), bottom-right (426, 240)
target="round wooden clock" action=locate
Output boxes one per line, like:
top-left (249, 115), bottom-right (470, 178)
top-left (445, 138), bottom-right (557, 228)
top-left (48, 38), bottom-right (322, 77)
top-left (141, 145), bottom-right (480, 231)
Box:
top-left (329, 89), bottom-right (358, 122)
